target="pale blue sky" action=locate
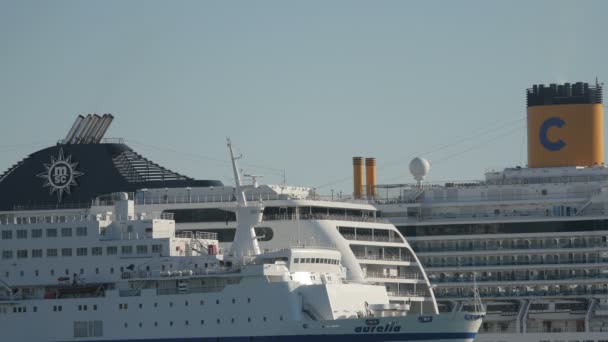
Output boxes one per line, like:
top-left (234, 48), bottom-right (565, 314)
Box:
top-left (1, 1), bottom-right (607, 193)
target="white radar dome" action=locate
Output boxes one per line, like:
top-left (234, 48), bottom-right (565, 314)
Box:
top-left (409, 157), bottom-right (430, 182)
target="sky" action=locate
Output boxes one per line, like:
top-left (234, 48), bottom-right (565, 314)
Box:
top-left (1, 1), bottom-right (607, 194)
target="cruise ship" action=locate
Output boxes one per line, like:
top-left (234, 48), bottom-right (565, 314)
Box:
top-left (372, 81), bottom-right (608, 342)
top-left (0, 117), bottom-right (483, 341)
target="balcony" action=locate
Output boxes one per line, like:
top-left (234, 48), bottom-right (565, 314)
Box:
top-left (353, 253), bottom-right (414, 263)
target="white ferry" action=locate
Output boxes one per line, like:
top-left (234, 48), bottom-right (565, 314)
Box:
top-left (0, 131), bottom-right (483, 341)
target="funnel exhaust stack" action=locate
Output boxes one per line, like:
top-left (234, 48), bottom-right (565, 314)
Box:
top-left (365, 157), bottom-right (376, 199)
top-left (352, 157), bottom-right (364, 199)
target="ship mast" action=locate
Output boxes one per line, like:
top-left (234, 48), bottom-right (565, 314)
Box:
top-left (226, 138), bottom-right (262, 259)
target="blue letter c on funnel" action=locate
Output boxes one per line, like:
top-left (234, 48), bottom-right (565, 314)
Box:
top-left (539, 117), bottom-right (566, 151)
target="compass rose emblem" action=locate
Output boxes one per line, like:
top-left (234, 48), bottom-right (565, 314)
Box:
top-left (36, 148), bottom-right (84, 202)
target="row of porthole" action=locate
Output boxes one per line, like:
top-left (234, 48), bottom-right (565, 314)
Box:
top-left (123, 315), bottom-right (285, 328)
top-left (120, 297), bottom-right (253, 310)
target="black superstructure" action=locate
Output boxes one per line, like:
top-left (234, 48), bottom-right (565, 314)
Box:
top-left (0, 115), bottom-right (223, 211)
top-left (527, 81), bottom-right (603, 107)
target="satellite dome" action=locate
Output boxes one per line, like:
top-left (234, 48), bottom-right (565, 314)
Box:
top-left (409, 157), bottom-right (430, 182)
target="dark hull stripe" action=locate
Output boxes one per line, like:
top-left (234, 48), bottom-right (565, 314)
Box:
top-left (60, 332), bottom-right (476, 342)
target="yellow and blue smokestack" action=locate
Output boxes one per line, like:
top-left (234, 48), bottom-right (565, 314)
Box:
top-left (527, 81), bottom-right (604, 168)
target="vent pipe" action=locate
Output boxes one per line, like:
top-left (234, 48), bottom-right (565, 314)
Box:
top-left (63, 115), bottom-right (84, 144)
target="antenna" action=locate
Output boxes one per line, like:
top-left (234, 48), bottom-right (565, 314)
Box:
top-left (243, 174), bottom-right (262, 188)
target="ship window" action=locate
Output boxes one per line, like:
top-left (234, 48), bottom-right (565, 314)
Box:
top-left (1, 250), bottom-right (13, 259)
top-left (106, 246), bottom-right (118, 255)
top-left (61, 228), bottom-right (72, 237)
top-left (16, 230), bottom-right (27, 239)
top-left (293, 258), bottom-right (299, 263)
top-left (47, 249), bottom-right (58, 257)
top-left (35, 270), bottom-right (39, 276)
top-left (61, 248), bottom-right (72, 257)
top-left (50, 269), bottom-right (54, 276)
top-left (76, 248), bottom-right (88, 256)
top-left (32, 249), bottom-right (43, 258)
top-left (136, 245), bottom-right (148, 254)
top-left (17, 250), bottom-right (28, 259)
top-left (92, 247), bottom-right (102, 256)
top-left (152, 245), bottom-right (162, 254)
top-left (76, 227), bottom-right (88, 236)
top-left (2, 230), bottom-right (12, 239)
top-left (46, 228), bottom-right (57, 237)
top-left (31, 229), bottom-right (42, 238)
top-left (165, 208), bottom-right (236, 223)
top-left (121, 246), bottom-right (133, 255)
top-left (154, 322), bottom-right (158, 327)
top-left (200, 320), bottom-right (204, 325)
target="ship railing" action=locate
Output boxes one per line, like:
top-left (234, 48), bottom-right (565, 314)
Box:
top-left (432, 273), bottom-right (608, 283)
top-left (389, 207), bottom-right (608, 223)
top-left (367, 272), bottom-right (420, 280)
top-left (425, 258), bottom-right (608, 268)
top-left (434, 288), bottom-right (608, 299)
top-left (386, 290), bottom-right (427, 298)
top-left (353, 253), bottom-right (414, 262)
top-left (263, 213), bottom-right (387, 223)
top-left (175, 231), bottom-right (218, 240)
top-left (416, 242), bottom-right (608, 253)
top-left (373, 187), bottom-right (601, 205)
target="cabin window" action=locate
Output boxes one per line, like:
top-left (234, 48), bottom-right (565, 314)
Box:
top-left (152, 245), bottom-right (162, 254)
top-left (121, 246), bottom-right (133, 255)
top-left (46, 228), bottom-right (57, 238)
top-left (31, 229), bottom-right (42, 238)
top-left (62, 248), bottom-right (72, 257)
top-left (47, 249), bottom-right (58, 257)
top-left (1, 230), bottom-right (12, 239)
top-left (76, 248), bottom-right (88, 256)
top-left (76, 227), bottom-right (88, 236)
top-left (1, 250), bottom-right (12, 259)
top-left (73, 321), bottom-right (103, 337)
top-left (17, 250), bottom-right (28, 259)
top-left (61, 228), bottom-right (72, 237)
top-left (92, 247), bottom-right (102, 256)
top-left (106, 246), bottom-right (118, 255)
top-left (16, 230), bottom-right (27, 239)
top-left (136, 245), bottom-right (148, 254)
top-left (32, 249), bottom-right (43, 258)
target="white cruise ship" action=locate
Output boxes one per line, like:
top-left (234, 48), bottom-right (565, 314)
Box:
top-left (0, 123), bottom-right (483, 341)
top-left (371, 81), bottom-right (608, 342)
